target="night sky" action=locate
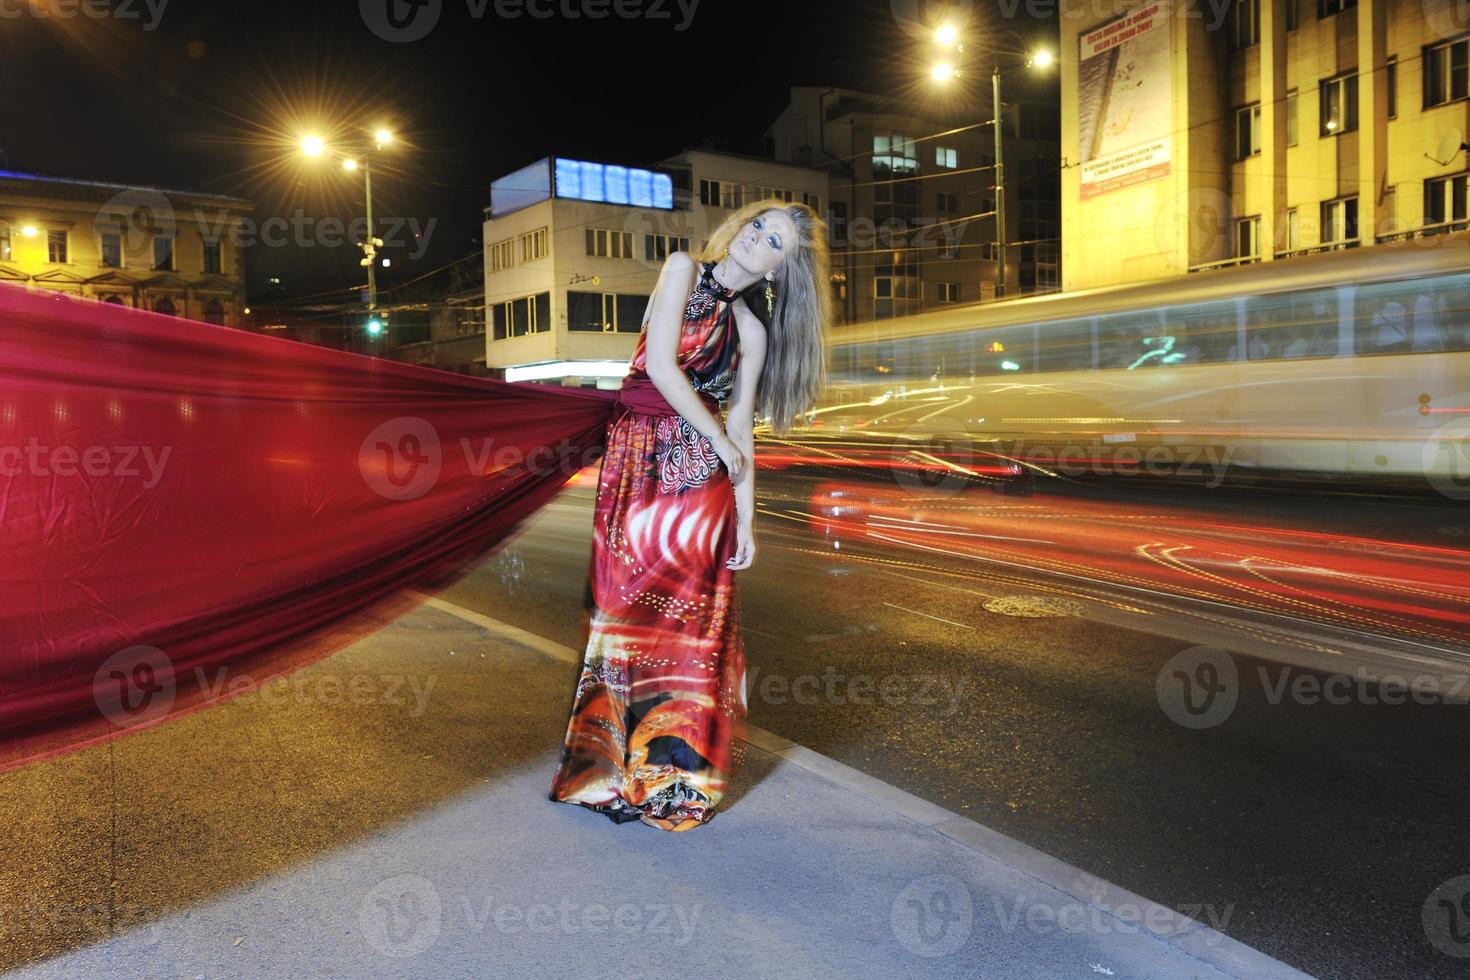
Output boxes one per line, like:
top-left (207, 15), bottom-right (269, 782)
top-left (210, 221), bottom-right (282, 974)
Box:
top-left (0, 0), bottom-right (1058, 302)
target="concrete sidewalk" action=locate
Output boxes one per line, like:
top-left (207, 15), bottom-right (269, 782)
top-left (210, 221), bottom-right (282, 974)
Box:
top-left (5, 593), bottom-right (1312, 979)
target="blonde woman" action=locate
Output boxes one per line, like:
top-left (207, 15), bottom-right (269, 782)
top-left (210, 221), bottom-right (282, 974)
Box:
top-left (549, 200), bottom-right (831, 830)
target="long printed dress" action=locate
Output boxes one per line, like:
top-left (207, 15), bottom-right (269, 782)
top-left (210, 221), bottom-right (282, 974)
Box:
top-left (548, 259), bottom-right (747, 832)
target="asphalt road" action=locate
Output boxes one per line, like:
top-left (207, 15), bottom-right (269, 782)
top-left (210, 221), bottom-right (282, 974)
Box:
top-left (434, 464), bottom-right (1470, 980)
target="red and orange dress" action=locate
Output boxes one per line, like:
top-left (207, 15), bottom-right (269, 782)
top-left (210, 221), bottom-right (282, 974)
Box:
top-left (548, 259), bottom-right (747, 831)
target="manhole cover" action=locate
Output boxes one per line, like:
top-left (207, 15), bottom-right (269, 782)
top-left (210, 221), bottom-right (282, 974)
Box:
top-left (982, 596), bottom-right (1088, 618)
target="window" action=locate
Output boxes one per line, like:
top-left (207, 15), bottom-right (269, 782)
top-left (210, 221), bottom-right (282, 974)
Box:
top-left (874, 252), bottom-right (921, 318)
top-left (519, 227), bottom-right (547, 262)
top-left (1236, 216), bottom-right (1261, 258)
top-left (47, 229), bottom-right (67, 264)
top-left (154, 297), bottom-right (177, 316)
top-left (152, 236), bottom-right (174, 271)
top-left (936, 191), bottom-right (958, 212)
top-left (644, 234), bottom-right (690, 262)
top-left (1318, 0), bottom-right (1355, 15)
top-left (490, 291), bottom-right (552, 339)
top-left (1425, 173), bottom-right (1468, 226)
top-left (802, 191), bottom-right (822, 212)
top-left (1233, 0), bottom-right (1259, 49)
top-left (1285, 208), bottom-right (1301, 251)
top-left (1387, 56), bottom-right (1397, 117)
top-left (1321, 196), bottom-right (1359, 244)
top-left (585, 228), bottom-right (634, 259)
top-left (873, 133), bottom-right (918, 175)
top-left (1320, 73), bottom-right (1358, 135)
top-left (1235, 103), bottom-right (1262, 159)
top-left (937, 282), bottom-right (959, 303)
top-left (100, 232), bottom-right (122, 269)
top-left (0, 225), bottom-right (9, 261)
top-left (567, 290), bottom-right (647, 332)
top-left (490, 239), bottom-right (514, 272)
top-left (699, 179), bottom-right (744, 208)
top-left (202, 239), bottom-right (221, 274)
top-left (202, 299), bottom-right (225, 325)
top-left (935, 145), bottom-right (958, 169)
top-left (1286, 0), bottom-right (1298, 30)
top-left (754, 186), bottom-right (794, 202)
top-left (1425, 37), bottom-right (1469, 107)
top-left (1286, 90), bottom-right (1298, 146)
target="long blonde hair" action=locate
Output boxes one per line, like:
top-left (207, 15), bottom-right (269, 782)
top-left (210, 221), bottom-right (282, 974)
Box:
top-left (698, 199), bottom-right (831, 436)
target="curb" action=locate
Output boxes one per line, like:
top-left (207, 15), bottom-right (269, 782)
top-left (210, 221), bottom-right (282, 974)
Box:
top-left (406, 589), bottom-right (1314, 980)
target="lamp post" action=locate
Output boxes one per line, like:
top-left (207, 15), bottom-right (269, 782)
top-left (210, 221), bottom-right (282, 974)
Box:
top-left (301, 127), bottom-right (394, 331)
top-left (931, 28), bottom-right (1052, 301)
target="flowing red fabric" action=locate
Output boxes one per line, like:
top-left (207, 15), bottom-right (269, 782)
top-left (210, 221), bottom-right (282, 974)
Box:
top-left (0, 284), bottom-right (621, 770)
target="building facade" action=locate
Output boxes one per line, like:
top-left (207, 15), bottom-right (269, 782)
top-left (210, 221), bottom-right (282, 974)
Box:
top-left (0, 170), bottom-right (251, 325)
top-left (1061, 0), bottom-right (1470, 290)
top-left (481, 151), bottom-right (828, 386)
top-left (766, 85), bottom-right (1061, 323)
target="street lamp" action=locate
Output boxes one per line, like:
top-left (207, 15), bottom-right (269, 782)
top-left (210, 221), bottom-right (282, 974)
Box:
top-left (929, 28), bottom-right (1053, 300)
top-left (299, 126), bottom-right (396, 325)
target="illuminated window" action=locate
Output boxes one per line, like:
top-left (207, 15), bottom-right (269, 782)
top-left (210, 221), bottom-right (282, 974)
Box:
top-left (554, 158), bottom-right (673, 209)
top-left (935, 146), bottom-right (958, 168)
top-left (1319, 73), bottom-right (1358, 135)
top-left (873, 133), bottom-right (918, 175)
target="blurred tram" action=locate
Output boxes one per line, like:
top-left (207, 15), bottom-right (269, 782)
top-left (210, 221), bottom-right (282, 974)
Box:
top-left (810, 234), bottom-right (1470, 490)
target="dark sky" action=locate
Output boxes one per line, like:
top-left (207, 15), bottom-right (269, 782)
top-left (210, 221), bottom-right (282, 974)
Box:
top-left (0, 0), bottom-right (1058, 302)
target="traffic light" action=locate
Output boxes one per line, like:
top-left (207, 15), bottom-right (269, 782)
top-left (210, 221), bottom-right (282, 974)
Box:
top-left (366, 315), bottom-right (384, 337)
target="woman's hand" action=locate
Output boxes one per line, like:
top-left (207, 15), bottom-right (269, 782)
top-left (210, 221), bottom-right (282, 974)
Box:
top-left (713, 434), bottom-right (746, 483)
top-left (726, 521), bottom-right (756, 571)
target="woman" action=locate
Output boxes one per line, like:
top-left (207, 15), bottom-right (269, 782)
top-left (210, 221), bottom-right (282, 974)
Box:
top-left (548, 199), bottom-right (831, 831)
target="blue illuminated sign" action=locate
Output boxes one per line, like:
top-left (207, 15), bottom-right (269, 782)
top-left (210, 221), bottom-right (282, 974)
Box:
top-left (554, 157), bottom-right (673, 210)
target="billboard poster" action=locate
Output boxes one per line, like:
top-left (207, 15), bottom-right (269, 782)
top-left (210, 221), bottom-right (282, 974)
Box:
top-left (1078, 2), bottom-right (1173, 199)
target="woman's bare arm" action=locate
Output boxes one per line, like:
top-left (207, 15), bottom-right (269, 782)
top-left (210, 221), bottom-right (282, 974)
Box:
top-left (725, 301), bottom-right (767, 529)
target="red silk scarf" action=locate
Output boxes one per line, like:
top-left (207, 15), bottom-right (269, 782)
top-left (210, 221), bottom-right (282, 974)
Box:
top-left (0, 284), bottom-right (621, 770)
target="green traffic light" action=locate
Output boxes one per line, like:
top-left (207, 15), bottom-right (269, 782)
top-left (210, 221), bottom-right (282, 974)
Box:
top-left (366, 317), bottom-right (383, 337)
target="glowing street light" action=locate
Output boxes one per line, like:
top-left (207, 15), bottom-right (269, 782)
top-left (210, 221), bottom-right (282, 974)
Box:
top-left (374, 128), bottom-right (393, 148)
top-left (936, 24), bottom-right (958, 46)
top-left (300, 134), bottom-right (325, 158)
top-left (342, 158), bottom-right (359, 172)
top-left (930, 62), bottom-right (955, 82)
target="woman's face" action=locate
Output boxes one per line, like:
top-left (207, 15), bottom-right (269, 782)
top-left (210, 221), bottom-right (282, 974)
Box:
top-left (729, 208), bottom-right (797, 280)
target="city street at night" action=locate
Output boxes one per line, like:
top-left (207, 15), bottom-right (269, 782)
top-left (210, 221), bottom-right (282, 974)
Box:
top-left (5, 0), bottom-right (1470, 977)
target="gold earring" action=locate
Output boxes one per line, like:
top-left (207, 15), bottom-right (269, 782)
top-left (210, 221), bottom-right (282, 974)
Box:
top-left (765, 277), bottom-right (775, 318)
